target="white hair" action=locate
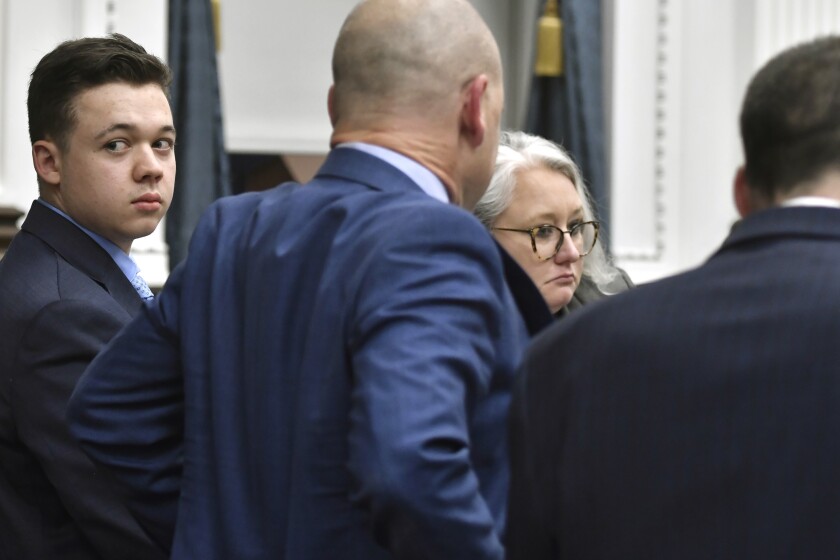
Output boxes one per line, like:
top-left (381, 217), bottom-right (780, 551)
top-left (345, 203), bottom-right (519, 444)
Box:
top-left (474, 130), bottom-right (621, 291)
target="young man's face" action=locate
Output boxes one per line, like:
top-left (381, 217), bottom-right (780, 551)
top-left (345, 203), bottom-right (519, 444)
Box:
top-left (46, 82), bottom-right (176, 253)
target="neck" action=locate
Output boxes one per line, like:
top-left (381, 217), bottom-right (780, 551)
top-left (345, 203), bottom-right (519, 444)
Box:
top-left (331, 125), bottom-right (461, 205)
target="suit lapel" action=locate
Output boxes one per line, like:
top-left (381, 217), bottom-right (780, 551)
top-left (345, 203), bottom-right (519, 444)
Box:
top-left (21, 202), bottom-right (143, 316)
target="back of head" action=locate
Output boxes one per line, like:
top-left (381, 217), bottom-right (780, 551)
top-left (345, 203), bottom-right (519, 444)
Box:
top-left (740, 36), bottom-right (840, 202)
top-left (28, 33), bottom-right (171, 152)
top-left (331, 0), bottom-right (502, 123)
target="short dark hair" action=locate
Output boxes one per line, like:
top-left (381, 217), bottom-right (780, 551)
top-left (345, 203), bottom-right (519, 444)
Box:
top-left (27, 33), bottom-right (172, 152)
top-left (740, 36), bottom-right (840, 200)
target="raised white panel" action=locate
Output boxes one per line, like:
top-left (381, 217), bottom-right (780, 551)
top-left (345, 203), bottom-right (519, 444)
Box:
top-left (219, 0), bottom-right (529, 155)
top-left (609, 0), bottom-right (681, 282)
top-left (610, 0), bottom-right (748, 284)
top-left (610, 0), bottom-right (840, 285)
top-left (219, 1), bottom-right (353, 154)
top-left (79, 0), bottom-right (168, 58)
top-left (0, 0), bottom-right (81, 213)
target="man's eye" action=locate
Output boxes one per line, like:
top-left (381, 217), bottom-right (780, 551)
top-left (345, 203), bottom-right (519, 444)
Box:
top-left (105, 140), bottom-right (129, 152)
top-left (154, 139), bottom-right (175, 151)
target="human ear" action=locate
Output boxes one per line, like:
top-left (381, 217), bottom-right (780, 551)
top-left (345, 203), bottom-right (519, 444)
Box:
top-left (461, 74), bottom-right (489, 148)
top-left (733, 166), bottom-right (753, 218)
top-left (327, 84), bottom-right (338, 127)
top-left (32, 140), bottom-right (62, 186)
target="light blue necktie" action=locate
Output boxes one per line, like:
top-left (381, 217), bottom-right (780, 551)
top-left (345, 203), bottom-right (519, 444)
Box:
top-left (131, 272), bottom-right (154, 301)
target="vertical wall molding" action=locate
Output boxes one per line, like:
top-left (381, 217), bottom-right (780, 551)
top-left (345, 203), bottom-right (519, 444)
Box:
top-left (105, 0), bottom-right (117, 34)
top-left (649, 0), bottom-right (668, 261)
top-left (613, 0), bottom-right (670, 262)
top-left (609, 0), bottom-right (681, 281)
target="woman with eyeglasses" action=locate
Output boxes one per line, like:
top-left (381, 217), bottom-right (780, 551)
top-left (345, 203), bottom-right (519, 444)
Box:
top-left (474, 131), bottom-right (633, 316)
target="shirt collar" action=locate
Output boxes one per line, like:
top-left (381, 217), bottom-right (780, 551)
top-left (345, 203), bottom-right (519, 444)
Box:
top-left (780, 196), bottom-right (840, 209)
top-left (36, 199), bottom-right (139, 281)
top-left (335, 142), bottom-right (450, 204)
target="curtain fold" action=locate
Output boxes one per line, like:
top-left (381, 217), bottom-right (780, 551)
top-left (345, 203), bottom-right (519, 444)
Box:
top-left (167, 0), bottom-right (231, 268)
top-left (525, 0), bottom-right (609, 241)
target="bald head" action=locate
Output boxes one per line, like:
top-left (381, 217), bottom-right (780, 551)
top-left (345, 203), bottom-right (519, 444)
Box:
top-left (331, 0), bottom-right (502, 120)
top-left (329, 0), bottom-right (504, 208)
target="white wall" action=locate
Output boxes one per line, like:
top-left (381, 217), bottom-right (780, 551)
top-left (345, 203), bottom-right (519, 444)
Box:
top-left (218, 0), bottom-right (536, 155)
top-left (218, 1), bottom-right (345, 154)
top-left (3, 1), bottom-right (840, 284)
top-left (609, 0), bottom-right (744, 282)
top-left (610, 0), bottom-right (840, 283)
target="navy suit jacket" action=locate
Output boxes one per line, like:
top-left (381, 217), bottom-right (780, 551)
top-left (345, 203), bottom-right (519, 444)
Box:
top-left (69, 148), bottom-right (543, 559)
top-left (0, 202), bottom-right (166, 559)
top-left (508, 205), bottom-right (840, 559)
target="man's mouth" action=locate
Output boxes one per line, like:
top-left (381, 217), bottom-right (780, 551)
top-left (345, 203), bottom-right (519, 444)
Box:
top-left (132, 193), bottom-right (162, 211)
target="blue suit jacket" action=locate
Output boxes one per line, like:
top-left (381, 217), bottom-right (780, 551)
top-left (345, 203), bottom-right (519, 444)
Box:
top-left (0, 202), bottom-right (165, 560)
top-left (508, 205), bottom-right (840, 559)
top-left (69, 148), bottom-right (542, 559)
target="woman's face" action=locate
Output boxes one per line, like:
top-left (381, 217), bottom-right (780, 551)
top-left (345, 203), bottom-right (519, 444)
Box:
top-left (492, 166), bottom-right (585, 313)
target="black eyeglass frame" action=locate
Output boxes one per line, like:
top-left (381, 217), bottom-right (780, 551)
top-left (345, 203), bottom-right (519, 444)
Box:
top-left (492, 221), bottom-right (600, 260)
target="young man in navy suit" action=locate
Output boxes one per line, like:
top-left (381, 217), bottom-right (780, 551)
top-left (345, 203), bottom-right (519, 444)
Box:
top-left (0, 35), bottom-right (173, 559)
top-left (507, 36), bottom-right (840, 559)
top-left (68, 1), bottom-right (549, 559)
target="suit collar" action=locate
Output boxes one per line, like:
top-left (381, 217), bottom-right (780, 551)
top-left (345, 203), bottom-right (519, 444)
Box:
top-left (21, 201), bottom-right (142, 315)
top-left (316, 147), bottom-right (433, 199)
top-left (334, 144), bottom-right (449, 203)
top-left (721, 205), bottom-right (840, 253)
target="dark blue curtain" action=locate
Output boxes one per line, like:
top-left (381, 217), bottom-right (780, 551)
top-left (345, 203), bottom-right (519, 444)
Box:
top-left (525, 0), bottom-right (609, 240)
top-left (167, 0), bottom-right (231, 267)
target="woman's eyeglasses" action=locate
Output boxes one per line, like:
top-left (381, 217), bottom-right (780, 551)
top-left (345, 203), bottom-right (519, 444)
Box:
top-left (492, 221), bottom-right (599, 260)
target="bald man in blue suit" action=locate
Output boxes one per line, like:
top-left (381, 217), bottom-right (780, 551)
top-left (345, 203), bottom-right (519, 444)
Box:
top-left (67, 1), bottom-right (550, 559)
